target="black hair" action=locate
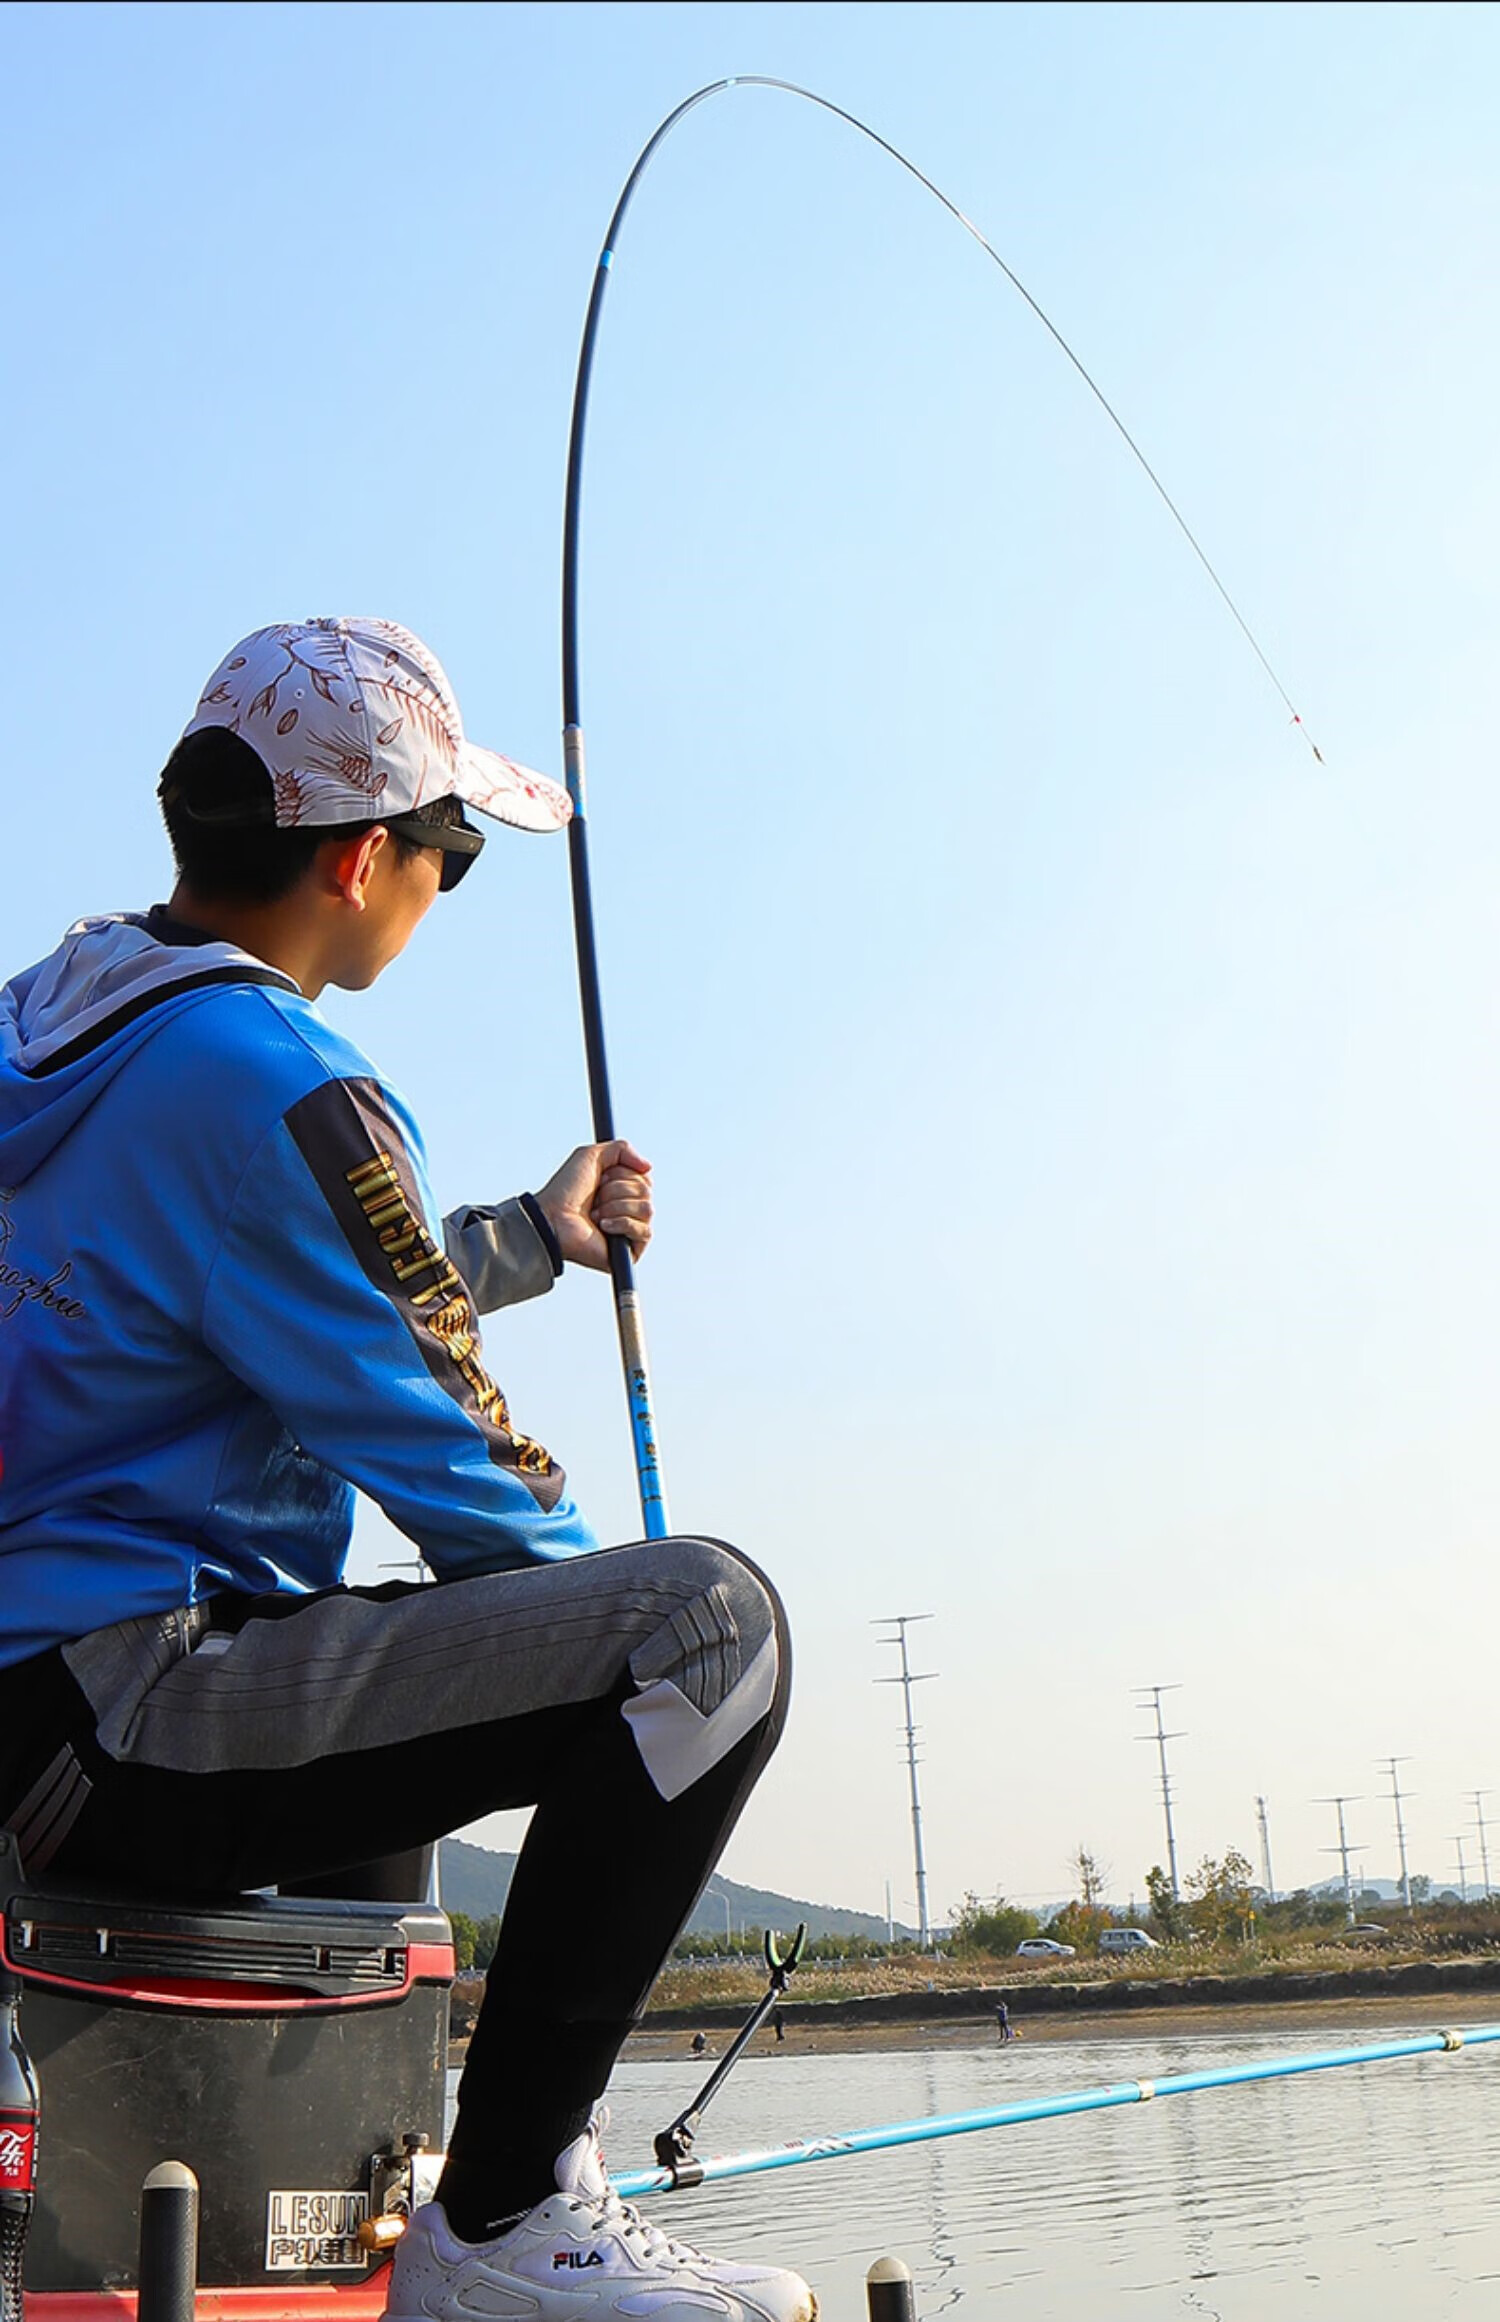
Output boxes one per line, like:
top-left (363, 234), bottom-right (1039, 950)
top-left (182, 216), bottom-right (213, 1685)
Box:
top-left (157, 729), bottom-right (465, 904)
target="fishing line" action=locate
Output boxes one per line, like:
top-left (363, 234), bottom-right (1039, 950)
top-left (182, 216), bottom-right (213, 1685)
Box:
top-left (561, 78), bottom-right (1320, 1533)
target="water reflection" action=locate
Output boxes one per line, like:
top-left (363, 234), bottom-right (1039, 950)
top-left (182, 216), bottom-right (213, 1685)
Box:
top-left (911, 2048), bottom-right (962, 2313)
top-left (517, 2018), bottom-right (1500, 2319)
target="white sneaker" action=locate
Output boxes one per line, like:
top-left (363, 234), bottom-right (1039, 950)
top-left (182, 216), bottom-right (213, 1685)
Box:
top-left (381, 2110), bottom-right (817, 2321)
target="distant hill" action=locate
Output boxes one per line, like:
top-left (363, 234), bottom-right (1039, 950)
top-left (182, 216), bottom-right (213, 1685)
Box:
top-left (438, 1838), bottom-right (914, 1942)
top-left (437, 1839), bottom-right (517, 1919)
top-left (1304, 1877), bottom-right (1492, 1906)
top-left (1306, 1877), bottom-right (1444, 1901)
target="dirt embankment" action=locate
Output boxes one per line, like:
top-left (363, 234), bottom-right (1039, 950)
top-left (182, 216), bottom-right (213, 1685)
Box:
top-left (640, 1953), bottom-right (1500, 2033)
top-left (447, 1954), bottom-right (1500, 2063)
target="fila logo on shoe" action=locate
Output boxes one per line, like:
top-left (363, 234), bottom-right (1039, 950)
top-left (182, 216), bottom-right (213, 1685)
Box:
top-left (552, 2248), bottom-right (606, 2269)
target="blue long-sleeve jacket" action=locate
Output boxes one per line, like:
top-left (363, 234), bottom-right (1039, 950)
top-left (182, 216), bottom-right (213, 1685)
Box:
top-left (0, 912), bottom-right (597, 1669)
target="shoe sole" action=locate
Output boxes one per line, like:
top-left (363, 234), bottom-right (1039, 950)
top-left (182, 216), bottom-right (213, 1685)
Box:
top-left (383, 2297), bottom-right (816, 2322)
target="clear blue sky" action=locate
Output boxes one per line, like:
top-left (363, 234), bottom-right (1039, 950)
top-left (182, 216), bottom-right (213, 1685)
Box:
top-left (6, 0), bottom-right (1500, 1916)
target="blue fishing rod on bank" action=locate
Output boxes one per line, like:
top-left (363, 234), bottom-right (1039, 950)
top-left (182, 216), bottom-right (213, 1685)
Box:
top-left (558, 78), bottom-right (1321, 1534)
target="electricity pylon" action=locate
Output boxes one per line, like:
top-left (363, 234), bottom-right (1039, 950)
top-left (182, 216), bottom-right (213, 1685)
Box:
top-left (1317, 1796), bottom-right (1362, 1925)
top-left (1378, 1757), bottom-right (1413, 1912)
top-left (1135, 1685), bottom-right (1184, 1899)
top-left (1255, 1794), bottom-right (1276, 1904)
top-left (1473, 1791), bottom-right (1493, 1899)
top-left (874, 1616), bottom-right (937, 1949)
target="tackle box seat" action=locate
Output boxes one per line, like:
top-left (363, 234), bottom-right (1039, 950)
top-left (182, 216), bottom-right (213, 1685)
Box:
top-left (0, 1830), bottom-right (453, 2293)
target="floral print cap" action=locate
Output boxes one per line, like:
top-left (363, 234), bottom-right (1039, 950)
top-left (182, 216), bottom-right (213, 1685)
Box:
top-left (185, 617), bottom-right (570, 834)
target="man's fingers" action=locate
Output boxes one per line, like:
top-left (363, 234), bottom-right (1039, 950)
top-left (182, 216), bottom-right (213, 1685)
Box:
top-left (600, 1215), bottom-right (651, 1248)
top-left (597, 1195), bottom-right (652, 1240)
top-left (594, 1161), bottom-right (652, 1223)
top-left (597, 1163), bottom-right (650, 1191)
top-left (600, 1138), bottom-right (651, 1177)
top-left (594, 1182), bottom-right (652, 1215)
top-left (594, 1161), bottom-right (652, 1255)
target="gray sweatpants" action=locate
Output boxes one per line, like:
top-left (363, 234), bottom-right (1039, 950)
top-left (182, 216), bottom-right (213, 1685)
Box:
top-left (3, 1536), bottom-right (792, 2227)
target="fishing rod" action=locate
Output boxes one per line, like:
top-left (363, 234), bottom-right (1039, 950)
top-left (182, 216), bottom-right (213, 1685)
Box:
top-left (615, 2018), bottom-right (1500, 2200)
top-left (561, 78), bottom-right (1320, 1534)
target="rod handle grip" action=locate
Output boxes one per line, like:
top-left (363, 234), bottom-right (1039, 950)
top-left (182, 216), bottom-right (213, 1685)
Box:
top-left (137, 2161), bottom-right (199, 2322)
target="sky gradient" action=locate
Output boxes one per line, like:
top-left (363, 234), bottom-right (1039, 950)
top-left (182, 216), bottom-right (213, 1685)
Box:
top-left (4, 1), bottom-right (1500, 1920)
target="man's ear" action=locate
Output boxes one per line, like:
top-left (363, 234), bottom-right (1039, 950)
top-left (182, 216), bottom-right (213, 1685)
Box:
top-left (324, 826), bottom-right (389, 911)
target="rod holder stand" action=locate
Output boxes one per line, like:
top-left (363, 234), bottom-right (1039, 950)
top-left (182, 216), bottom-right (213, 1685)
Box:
top-left (654, 1925), bottom-right (806, 2183)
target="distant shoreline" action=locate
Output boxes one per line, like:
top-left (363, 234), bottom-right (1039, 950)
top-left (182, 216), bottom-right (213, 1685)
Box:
top-left (448, 1956), bottom-right (1500, 2067)
top-left (621, 1984), bottom-right (1500, 2061)
top-left (639, 1953), bottom-right (1500, 2032)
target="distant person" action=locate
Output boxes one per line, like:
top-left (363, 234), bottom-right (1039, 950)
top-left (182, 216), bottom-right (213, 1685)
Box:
top-left (772, 2006), bottom-right (787, 2044)
top-left (995, 2002), bottom-right (1015, 2042)
top-left (691, 2030), bottom-right (708, 2058)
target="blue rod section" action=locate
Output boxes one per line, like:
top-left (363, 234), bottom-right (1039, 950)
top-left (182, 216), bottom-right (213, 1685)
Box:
top-left (613, 2021), bottom-right (1500, 2198)
top-left (629, 1387), bottom-right (668, 1538)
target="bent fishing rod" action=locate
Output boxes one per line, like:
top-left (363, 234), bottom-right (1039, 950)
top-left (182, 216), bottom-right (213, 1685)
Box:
top-left (615, 2017), bottom-right (1500, 2200)
top-left (560, 78), bottom-right (1320, 1534)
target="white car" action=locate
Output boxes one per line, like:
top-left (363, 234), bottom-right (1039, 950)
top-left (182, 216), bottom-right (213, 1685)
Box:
top-left (1015, 1937), bottom-right (1076, 1958)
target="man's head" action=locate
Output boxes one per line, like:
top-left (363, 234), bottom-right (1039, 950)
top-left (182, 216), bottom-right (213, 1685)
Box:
top-left (158, 617), bottom-right (569, 994)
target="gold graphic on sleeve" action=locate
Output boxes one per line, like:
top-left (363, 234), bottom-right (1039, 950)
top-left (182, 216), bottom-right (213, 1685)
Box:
top-left (345, 1152), bottom-right (554, 1476)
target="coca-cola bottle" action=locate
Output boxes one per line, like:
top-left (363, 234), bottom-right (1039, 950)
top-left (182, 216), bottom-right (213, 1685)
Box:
top-left (0, 1974), bottom-right (38, 2322)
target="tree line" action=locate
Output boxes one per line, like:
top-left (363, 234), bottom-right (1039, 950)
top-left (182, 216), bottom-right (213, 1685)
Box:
top-left (950, 1842), bottom-right (1492, 1958)
top-left (447, 1911), bottom-right (921, 1972)
top-left (451, 1849), bottom-right (1491, 1977)
top-left (950, 1844), bottom-right (1357, 1956)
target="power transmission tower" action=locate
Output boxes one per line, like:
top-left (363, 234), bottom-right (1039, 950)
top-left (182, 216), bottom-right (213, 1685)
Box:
top-left (1452, 1835), bottom-right (1469, 1904)
top-left (1378, 1757), bottom-right (1414, 1912)
top-left (1255, 1794), bottom-right (1276, 1903)
top-left (874, 1616), bottom-right (936, 1949)
top-left (1473, 1792), bottom-right (1493, 1899)
top-left (1317, 1796), bottom-right (1361, 1925)
top-left (1135, 1685), bottom-right (1184, 1899)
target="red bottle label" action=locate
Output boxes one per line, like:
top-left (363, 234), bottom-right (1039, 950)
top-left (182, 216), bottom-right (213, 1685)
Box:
top-left (0, 2113), bottom-right (35, 2194)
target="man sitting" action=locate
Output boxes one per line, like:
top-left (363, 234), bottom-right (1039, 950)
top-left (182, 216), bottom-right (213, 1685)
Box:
top-left (0, 617), bottom-right (814, 2322)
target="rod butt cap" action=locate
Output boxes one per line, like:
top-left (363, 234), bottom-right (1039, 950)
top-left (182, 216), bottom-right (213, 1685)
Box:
top-left (142, 2163), bottom-right (198, 2193)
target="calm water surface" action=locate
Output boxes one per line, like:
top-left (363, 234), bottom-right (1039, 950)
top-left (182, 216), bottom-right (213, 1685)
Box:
top-left (458, 2017), bottom-right (1500, 2320)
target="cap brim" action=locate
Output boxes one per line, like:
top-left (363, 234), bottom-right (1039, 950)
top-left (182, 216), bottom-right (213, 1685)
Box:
top-left (455, 742), bottom-right (571, 833)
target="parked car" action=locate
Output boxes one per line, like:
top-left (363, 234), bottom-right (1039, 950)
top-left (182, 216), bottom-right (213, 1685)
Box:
top-left (1015, 1937), bottom-right (1076, 1958)
top-left (1345, 1922), bottom-right (1390, 1938)
top-left (1099, 1927), bottom-right (1159, 1955)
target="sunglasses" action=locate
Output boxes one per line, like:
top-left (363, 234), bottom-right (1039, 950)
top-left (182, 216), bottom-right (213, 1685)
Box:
top-left (383, 812), bottom-right (486, 893)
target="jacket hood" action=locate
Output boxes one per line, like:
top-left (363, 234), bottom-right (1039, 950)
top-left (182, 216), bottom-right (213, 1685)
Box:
top-left (0, 914), bottom-right (297, 1188)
